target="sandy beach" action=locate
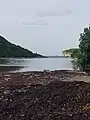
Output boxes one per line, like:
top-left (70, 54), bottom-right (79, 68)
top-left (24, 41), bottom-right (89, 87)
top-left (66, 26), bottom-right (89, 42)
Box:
top-left (0, 70), bottom-right (90, 120)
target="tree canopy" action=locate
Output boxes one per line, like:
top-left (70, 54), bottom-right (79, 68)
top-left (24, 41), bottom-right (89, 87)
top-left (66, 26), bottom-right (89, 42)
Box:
top-left (72, 26), bottom-right (90, 71)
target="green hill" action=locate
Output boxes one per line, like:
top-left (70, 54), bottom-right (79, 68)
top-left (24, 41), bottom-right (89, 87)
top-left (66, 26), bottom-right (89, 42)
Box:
top-left (0, 36), bottom-right (44, 58)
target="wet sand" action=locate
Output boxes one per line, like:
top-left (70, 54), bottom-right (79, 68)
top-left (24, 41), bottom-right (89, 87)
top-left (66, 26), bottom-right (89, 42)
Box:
top-left (0, 70), bottom-right (90, 120)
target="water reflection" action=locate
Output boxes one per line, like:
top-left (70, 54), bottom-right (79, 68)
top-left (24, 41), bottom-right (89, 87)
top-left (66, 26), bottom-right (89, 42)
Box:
top-left (0, 58), bottom-right (24, 72)
top-left (0, 58), bottom-right (73, 73)
top-left (0, 58), bottom-right (25, 65)
top-left (0, 58), bottom-right (9, 64)
top-left (0, 66), bottom-right (23, 73)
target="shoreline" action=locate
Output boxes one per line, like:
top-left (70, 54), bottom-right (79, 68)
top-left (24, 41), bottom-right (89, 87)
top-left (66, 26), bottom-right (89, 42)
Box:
top-left (0, 70), bottom-right (89, 87)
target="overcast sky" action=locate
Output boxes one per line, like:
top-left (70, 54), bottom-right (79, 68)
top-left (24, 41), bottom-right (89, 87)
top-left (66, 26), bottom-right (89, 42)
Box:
top-left (0, 0), bottom-right (90, 55)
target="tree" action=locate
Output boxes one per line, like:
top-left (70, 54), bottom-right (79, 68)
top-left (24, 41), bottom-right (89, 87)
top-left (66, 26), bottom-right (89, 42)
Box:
top-left (72, 26), bottom-right (90, 72)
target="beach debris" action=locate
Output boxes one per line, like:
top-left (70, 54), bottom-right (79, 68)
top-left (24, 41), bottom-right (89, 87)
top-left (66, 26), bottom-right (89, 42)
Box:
top-left (44, 69), bottom-right (50, 72)
top-left (0, 71), bottom-right (89, 120)
top-left (4, 74), bottom-right (10, 77)
top-left (3, 90), bottom-right (10, 94)
top-left (5, 77), bottom-right (11, 81)
top-left (82, 104), bottom-right (90, 111)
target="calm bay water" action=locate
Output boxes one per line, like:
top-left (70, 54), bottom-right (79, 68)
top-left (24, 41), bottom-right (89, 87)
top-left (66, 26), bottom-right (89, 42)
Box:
top-left (0, 58), bottom-right (73, 73)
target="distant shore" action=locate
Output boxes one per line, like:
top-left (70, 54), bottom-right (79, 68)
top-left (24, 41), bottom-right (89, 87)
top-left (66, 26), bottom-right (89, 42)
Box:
top-left (0, 70), bottom-right (90, 120)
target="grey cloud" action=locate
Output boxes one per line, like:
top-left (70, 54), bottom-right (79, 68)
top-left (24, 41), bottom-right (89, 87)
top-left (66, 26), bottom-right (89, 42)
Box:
top-left (21, 18), bottom-right (48, 26)
top-left (22, 22), bottom-right (48, 26)
top-left (38, 10), bottom-right (73, 17)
